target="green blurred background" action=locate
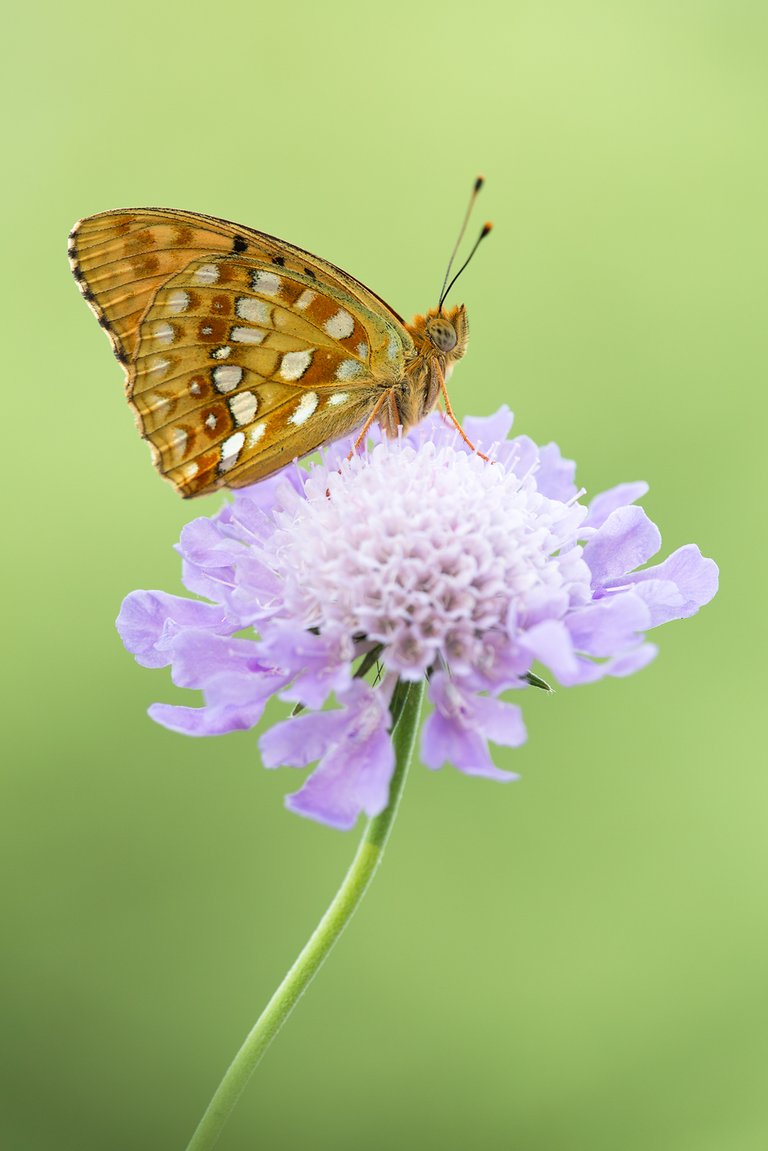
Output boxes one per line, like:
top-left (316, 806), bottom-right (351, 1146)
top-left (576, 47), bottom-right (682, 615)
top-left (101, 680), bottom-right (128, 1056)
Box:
top-left (3, 1), bottom-right (764, 1148)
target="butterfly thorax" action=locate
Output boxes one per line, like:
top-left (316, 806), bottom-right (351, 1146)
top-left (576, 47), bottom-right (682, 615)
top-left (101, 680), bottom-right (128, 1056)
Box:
top-left (379, 304), bottom-right (469, 436)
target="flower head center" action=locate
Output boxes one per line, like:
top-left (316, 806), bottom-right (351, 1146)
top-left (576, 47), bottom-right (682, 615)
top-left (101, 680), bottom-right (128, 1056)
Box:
top-left (267, 440), bottom-right (589, 678)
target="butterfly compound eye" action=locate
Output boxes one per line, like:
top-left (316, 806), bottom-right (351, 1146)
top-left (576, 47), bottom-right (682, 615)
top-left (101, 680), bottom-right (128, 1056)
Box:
top-left (427, 317), bottom-right (458, 353)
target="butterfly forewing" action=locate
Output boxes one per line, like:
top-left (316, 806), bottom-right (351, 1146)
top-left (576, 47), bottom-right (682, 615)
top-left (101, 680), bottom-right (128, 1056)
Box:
top-left (69, 209), bottom-right (415, 496)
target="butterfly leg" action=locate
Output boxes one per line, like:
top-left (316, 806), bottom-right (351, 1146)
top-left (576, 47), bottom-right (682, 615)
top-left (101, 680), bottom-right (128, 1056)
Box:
top-left (433, 362), bottom-right (491, 462)
top-left (345, 389), bottom-right (397, 461)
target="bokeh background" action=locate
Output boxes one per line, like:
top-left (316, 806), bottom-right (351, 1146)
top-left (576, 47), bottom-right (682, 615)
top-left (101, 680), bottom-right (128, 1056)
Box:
top-left (3, 2), bottom-right (765, 1148)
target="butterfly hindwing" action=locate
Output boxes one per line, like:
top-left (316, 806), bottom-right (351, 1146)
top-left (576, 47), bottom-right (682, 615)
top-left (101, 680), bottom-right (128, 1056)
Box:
top-left (129, 254), bottom-right (401, 494)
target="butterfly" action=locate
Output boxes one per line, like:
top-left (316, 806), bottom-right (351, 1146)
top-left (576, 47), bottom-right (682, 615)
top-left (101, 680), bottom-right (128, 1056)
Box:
top-left (69, 180), bottom-right (491, 498)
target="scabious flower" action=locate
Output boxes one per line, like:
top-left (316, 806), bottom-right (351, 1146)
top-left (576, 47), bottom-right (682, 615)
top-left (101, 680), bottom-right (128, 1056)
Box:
top-left (117, 408), bottom-right (718, 830)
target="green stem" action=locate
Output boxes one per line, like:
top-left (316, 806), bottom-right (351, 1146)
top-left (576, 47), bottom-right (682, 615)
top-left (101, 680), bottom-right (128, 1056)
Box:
top-left (185, 678), bottom-right (426, 1151)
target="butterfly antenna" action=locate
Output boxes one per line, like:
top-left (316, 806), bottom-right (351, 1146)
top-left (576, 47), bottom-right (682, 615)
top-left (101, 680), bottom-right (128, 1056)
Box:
top-left (438, 220), bottom-right (493, 309)
top-left (438, 176), bottom-right (485, 312)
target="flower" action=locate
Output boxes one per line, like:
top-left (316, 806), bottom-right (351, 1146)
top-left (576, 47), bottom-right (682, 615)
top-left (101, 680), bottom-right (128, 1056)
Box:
top-left (117, 408), bottom-right (718, 830)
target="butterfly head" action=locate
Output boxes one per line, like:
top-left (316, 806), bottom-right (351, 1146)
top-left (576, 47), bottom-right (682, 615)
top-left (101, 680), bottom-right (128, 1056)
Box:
top-left (413, 304), bottom-right (469, 363)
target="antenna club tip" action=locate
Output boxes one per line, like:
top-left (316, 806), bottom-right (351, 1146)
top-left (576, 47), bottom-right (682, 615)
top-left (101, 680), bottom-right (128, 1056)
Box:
top-left (481, 221), bottom-right (493, 236)
top-left (474, 175), bottom-right (485, 191)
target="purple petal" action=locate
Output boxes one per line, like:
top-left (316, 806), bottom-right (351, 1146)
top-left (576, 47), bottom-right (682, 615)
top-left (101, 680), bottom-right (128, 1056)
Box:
top-left (520, 619), bottom-right (581, 684)
top-left (116, 591), bottom-right (232, 669)
top-left (202, 667), bottom-right (290, 709)
top-left (278, 685), bottom-right (395, 830)
top-left (521, 614), bottom-right (654, 686)
top-left (258, 628), bottom-right (354, 709)
top-left (502, 434), bottom-right (539, 476)
top-left (582, 506), bottom-right (662, 585)
top-left (421, 712), bottom-right (521, 780)
top-left (260, 708), bottom-right (351, 769)
top-left (626, 579), bottom-right (685, 624)
top-left (147, 703), bottom-right (232, 736)
top-left (177, 516), bottom-right (244, 569)
top-left (224, 556), bottom-right (285, 623)
top-left (178, 518), bottom-right (240, 602)
top-left (584, 482), bottom-right (649, 530)
top-left (565, 593), bottom-right (651, 657)
top-left (468, 694), bottom-right (527, 748)
top-left (535, 442), bottom-right (578, 501)
top-left (166, 629), bottom-right (274, 690)
top-left (605, 643), bottom-right (658, 677)
top-left (614, 545), bottom-right (719, 626)
top-left (285, 730), bottom-right (394, 829)
top-left (461, 630), bottom-right (532, 692)
top-left (422, 673), bottom-right (524, 779)
top-left (462, 406), bottom-right (515, 450)
top-left (421, 712), bottom-right (507, 778)
top-left (149, 670), bottom-right (275, 735)
top-left (230, 466), bottom-right (306, 515)
top-left (517, 586), bottom-right (572, 629)
top-left (149, 656), bottom-right (292, 735)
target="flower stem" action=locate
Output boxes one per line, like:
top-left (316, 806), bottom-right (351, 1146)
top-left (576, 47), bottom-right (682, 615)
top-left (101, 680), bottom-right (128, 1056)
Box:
top-left (185, 677), bottom-right (425, 1151)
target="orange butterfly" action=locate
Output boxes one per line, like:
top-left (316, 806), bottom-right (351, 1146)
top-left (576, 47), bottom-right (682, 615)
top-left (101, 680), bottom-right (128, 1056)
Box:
top-left (69, 181), bottom-right (491, 498)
